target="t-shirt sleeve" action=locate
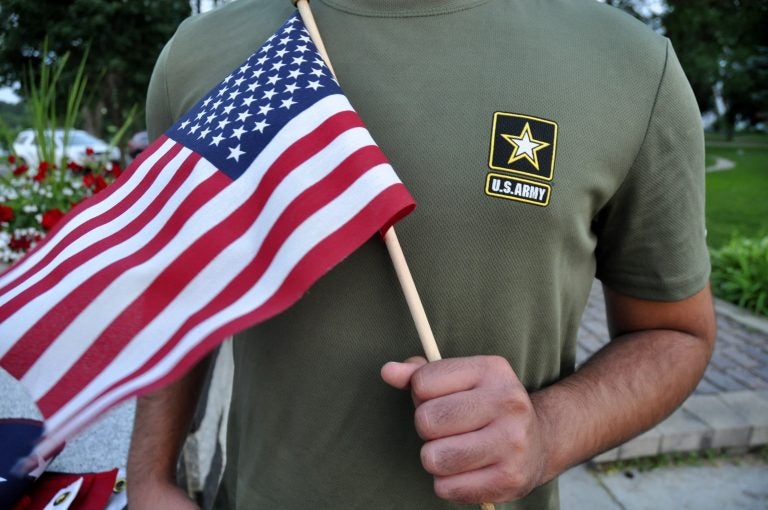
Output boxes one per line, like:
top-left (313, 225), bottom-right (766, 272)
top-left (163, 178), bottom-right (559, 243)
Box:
top-left (145, 37), bottom-right (176, 142)
top-left (593, 39), bottom-right (710, 302)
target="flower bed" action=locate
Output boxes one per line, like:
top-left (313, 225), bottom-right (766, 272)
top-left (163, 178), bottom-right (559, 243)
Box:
top-left (0, 152), bottom-right (120, 264)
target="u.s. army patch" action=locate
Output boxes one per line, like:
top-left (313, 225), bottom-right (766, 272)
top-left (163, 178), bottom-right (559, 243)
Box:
top-left (485, 173), bottom-right (550, 207)
top-left (488, 112), bottom-right (558, 181)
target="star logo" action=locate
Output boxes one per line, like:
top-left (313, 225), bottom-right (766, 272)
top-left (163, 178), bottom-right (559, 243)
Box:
top-left (501, 122), bottom-right (550, 171)
top-left (488, 112), bottom-right (558, 181)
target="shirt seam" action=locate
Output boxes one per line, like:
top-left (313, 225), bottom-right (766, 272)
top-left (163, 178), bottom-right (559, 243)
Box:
top-left (596, 268), bottom-right (710, 302)
top-left (619, 38), bottom-right (671, 192)
top-left (318, 0), bottom-right (491, 18)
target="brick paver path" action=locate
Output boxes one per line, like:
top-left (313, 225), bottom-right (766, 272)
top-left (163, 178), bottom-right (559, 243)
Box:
top-left (577, 281), bottom-right (768, 395)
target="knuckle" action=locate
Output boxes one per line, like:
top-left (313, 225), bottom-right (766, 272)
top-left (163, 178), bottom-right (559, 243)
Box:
top-left (420, 443), bottom-right (439, 474)
top-left (415, 397), bottom-right (467, 439)
top-left (498, 419), bottom-right (529, 453)
top-left (434, 478), bottom-right (475, 503)
top-left (496, 465), bottom-right (534, 500)
top-left (499, 387), bottom-right (533, 416)
top-left (421, 441), bottom-right (475, 476)
top-left (486, 355), bottom-right (510, 371)
top-left (410, 368), bottom-right (429, 399)
top-left (414, 404), bottom-right (436, 439)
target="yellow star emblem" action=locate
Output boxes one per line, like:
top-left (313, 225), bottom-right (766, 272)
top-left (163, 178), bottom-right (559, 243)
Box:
top-left (500, 122), bottom-right (550, 171)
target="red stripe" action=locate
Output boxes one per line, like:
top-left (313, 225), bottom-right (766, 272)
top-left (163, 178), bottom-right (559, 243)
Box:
top-left (48, 184), bottom-right (413, 431)
top-left (0, 138), bottom-right (182, 299)
top-left (0, 153), bottom-right (218, 379)
top-left (35, 111), bottom-right (369, 415)
top-left (0, 145), bottom-right (192, 329)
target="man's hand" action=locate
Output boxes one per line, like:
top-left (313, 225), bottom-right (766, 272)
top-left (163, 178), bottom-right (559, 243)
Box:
top-left (380, 285), bottom-right (715, 505)
top-left (381, 356), bottom-right (548, 504)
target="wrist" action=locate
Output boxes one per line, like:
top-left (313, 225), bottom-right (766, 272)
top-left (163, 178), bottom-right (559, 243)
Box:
top-left (529, 384), bottom-right (578, 484)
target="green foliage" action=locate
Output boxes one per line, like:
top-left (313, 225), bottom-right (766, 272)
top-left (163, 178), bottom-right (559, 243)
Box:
top-left (0, 115), bottom-right (17, 152)
top-left (0, 0), bottom-right (191, 137)
top-left (23, 39), bottom-right (90, 167)
top-left (0, 37), bottom-right (131, 263)
top-left (0, 101), bottom-right (26, 139)
top-left (710, 235), bottom-right (768, 317)
top-left (593, 447), bottom-right (765, 474)
top-left (705, 145), bottom-right (768, 249)
top-left (663, 1), bottom-right (768, 139)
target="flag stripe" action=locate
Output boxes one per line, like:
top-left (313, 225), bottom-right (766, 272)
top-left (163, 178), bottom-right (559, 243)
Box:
top-left (0, 138), bottom-right (180, 296)
top-left (0, 141), bottom-right (187, 321)
top-left (0, 147), bottom-right (198, 330)
top-left (37, 130), bottom-right (383, 414)
top-left (41, 173), bottom-right (410, 454)
top-left (24, 112), bottom-right (368, 403)
top-left (4, 159), bottom-right (223, 381)
top-left (0, 150), bottom-right (213, 366)
top-left (1, 95), bottom-right (355, 365)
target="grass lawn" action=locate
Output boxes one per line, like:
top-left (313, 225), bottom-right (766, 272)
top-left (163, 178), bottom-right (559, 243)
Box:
top-left (705, 141), bottom-right (768, 250)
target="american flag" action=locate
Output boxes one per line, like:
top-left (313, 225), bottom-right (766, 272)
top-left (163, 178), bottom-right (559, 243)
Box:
top-left (0, 13), bottom-right (414, 462)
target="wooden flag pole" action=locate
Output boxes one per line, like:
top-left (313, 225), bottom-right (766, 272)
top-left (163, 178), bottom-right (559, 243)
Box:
top-left (295, 2), bottom-right (495, 509)
top-left (295, 0), bottom-right (442, 365)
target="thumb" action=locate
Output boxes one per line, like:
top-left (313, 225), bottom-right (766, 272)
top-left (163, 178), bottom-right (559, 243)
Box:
top-left (381, 356), bottom-right (428, 390)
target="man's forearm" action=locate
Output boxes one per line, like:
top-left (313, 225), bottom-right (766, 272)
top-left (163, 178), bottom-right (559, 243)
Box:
top-left (128, 357), bottom-right (212, 486)
top-left (532, 305), bottom-right (714, 481)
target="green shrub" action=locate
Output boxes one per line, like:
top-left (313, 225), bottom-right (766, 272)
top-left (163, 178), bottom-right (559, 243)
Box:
top-left (710, 235), bottom-right (768, 317)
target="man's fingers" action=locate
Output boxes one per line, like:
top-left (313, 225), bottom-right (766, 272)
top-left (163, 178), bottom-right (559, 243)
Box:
top-left (420, 428), bottom-right (500, 476)
top-left (380, 356), bottom-right (428, 390)
top-left (411, 356), bottom-right (519, 401)
top-left (432, 464), bottom-right (530, 504)
top-left (414, 388), bottom-right (507, 440)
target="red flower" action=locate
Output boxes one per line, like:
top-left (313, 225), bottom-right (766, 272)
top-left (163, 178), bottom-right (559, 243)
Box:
top-left (85, 147), bottom-right (95, 156)
top-left (0, 204), bottom-right (14, 222)
top-left (92, 175), bottom-right (108, 192)
top-left (41, 208), bottom-right (65, 231)
top-left (9, 232), bottom-right (40, 252)
top-left (67, 161), bottom-right (85, 172)
top-left (7, 154), bottom-right (16, 164)
top-left (13, 164), bottom-right (28, 176)
top-left (83, 173), bottom-right (108, 193)
top-left (33, 161), bottom-right (51, 182)
top-left (110, 162), bottom-right (122, 178)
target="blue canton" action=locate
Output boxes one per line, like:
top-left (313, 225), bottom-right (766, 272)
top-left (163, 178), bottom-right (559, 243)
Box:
top-left (167, 14), bottom-right (340, 180)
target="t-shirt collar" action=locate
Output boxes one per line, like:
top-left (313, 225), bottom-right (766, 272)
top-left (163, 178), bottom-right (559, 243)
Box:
top-left (317, 0), bottom-right (490, 17)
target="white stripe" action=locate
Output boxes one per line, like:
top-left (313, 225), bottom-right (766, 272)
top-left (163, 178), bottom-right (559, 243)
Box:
top-left (0, 95), bottom-right (353, 359)
top-left (43, 124), bottom-right (377, 420)
top-left (0, 150), bottom-right (211, 358)
top-left (44, 163), bottom-right (402, 448)
top-left (0, 142), bottom-right (187, 311)
top-left (23, 102), bottom-right (368, 401)
top-left (0, 139), bottom-right (177, 289)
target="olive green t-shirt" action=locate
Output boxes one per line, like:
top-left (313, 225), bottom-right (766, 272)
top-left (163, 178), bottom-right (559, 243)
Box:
top-left (146, 0), bottom-right (709, 508)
